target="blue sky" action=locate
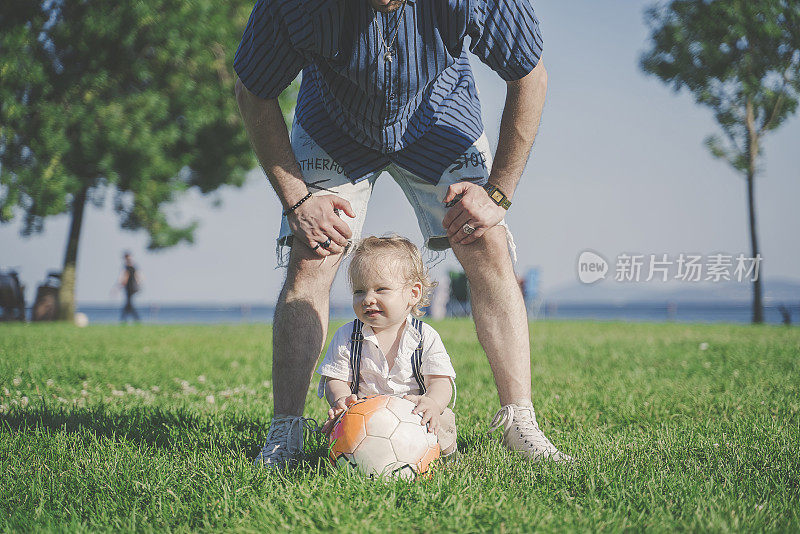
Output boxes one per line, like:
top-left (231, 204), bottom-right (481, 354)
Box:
top-left (3, 0), bottom-right (799, 306)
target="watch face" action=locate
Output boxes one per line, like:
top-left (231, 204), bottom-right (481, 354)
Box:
top-left (491, 190), bottom-right (504, 203)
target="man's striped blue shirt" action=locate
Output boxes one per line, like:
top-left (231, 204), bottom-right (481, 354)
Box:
top-left (234, 0), bottom-right (543, 185)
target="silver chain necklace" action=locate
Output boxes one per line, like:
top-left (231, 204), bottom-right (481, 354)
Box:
top-left (373, 0), bottom-right (407, 63)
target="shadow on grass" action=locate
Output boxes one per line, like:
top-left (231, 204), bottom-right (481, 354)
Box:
top-left (456, 429), bottom-right (485, 455)
top-left (0, 404), bottom-right (488, 479)
top-left (0, 403), bottom-right (274, 460)
top-left (0, 404), bottom-right (360, 476)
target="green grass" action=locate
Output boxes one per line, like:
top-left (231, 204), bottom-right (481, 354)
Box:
top-left (1, 320), bottom-right (799, 532)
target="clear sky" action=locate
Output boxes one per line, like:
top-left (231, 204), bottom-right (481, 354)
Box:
top-left (3, 0), bottom-right (799, 306)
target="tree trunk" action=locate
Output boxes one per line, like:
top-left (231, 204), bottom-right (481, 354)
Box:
top-left (58, 186), bottom-right (88, 321)
top-left (746, 172), bottom-right (763, 323)
top-left (745, 99), bottom-right (764, 324)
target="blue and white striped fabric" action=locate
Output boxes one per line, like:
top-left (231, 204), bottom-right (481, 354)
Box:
top-left (234, 0), bottom-right (543, 185)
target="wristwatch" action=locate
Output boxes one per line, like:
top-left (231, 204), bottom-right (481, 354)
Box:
top-left (482, 183), bottom-right (512, 210)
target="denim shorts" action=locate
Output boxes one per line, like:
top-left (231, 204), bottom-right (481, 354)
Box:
top-left (277, 120), bottom-right (516, 266)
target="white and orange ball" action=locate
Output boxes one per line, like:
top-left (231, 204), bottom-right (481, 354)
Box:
top-left (328, 395), bottom-right (440, 480)
top-left (74, 312), bottom-right (89, 328)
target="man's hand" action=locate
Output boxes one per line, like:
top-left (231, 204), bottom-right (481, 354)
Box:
top-left (442, 182), bottom-right (506, 246)
top-left (287, 195), bottom-right (356, 256)
top-left (322, 393), bottom-right (357, 435)
top-left (404, 394), bottom-right (443, 436)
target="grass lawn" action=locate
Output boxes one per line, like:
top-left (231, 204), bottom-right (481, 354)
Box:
top-left (1, 320), bottom-right (799, 532)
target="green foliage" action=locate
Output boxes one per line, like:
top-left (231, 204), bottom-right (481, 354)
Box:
top-left (640, 0), bottom-right (800, 170)
top-left (0, 0), bottom-right (296, 248)
top-left (1, 320), bottom-right (799, 531)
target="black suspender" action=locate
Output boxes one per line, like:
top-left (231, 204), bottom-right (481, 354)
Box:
top-left (410, 318), bottom-right (426, 394)
top-left (349, 319), bottom-right (426, 395)
top-left (349, 319), bottom-right (365, 395)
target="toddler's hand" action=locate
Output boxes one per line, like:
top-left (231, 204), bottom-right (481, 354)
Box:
top-left (404, 394), bottom-right (443, 436)
top-left (322, 394), bottom-right (357, 435)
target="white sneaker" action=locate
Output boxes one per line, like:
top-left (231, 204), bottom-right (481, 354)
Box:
top-left (488, 404), bottom-right (573, 463)
top-left (253, 414), bottom-right (316, 469)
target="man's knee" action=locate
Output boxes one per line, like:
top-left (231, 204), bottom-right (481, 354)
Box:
top-left (284, 245), bottom-right (343, 294)
top-left (451, 225), bottom-right (512, 273)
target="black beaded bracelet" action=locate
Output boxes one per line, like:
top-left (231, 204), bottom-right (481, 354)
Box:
top-left (283, 192), bottom-right (312, 216)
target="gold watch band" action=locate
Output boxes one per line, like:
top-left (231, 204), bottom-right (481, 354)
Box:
top-left (482, 183), bottom-right (511, 210)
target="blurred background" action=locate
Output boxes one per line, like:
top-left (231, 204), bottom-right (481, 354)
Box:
top-left (2, 0), bottom-right (799, 325)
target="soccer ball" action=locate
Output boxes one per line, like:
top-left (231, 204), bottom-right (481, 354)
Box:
top-left (328, 395), bottom-right (440, 480)
top-left (74, 312), bottom-right (89, 328)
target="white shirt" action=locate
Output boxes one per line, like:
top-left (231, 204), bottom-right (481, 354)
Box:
top-left (316, 316), bottom-right (456, 399)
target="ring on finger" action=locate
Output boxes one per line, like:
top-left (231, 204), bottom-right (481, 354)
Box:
top-left (462, 223), bottom-right (476, 235)
top-left (320, 238), bottom-right (332, 249)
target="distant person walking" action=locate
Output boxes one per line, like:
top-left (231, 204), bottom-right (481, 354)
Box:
top-left (118, 252), bottom-right (141, 322)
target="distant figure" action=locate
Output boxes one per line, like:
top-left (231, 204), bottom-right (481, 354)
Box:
top-left (430, 276), bottom-right (449, 321)
top-left (118, 252), bottom-right (141, 322)
top-left (777, 304), bottom-right (792, 326)
top-left (447, 271), bottom-right (471, 317)
top-left (516, 273), bottom-right (526, 300)
top-left (32, 271), bottom-right (61, 322)
top-left (0, 269), bottom-right (26, 321)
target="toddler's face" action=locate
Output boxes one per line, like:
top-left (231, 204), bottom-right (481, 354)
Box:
top-left (351, 266), bottom-right (420, 332)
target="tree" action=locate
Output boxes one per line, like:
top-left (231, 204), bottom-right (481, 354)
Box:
top-left (640, 0), bottom-right (800, 324)
top-left (0, 0), bottom-right (297, 320)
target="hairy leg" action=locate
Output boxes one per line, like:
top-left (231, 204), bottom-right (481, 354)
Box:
top-left (451, 225), bottom-right (531, 406)
top-left (272, 244), bottom-right (343, 416)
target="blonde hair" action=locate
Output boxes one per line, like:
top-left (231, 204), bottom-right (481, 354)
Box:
top-left (348, 235), bottom-right (436, 318)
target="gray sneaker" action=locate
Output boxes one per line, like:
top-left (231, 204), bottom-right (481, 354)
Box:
top-left (488, 404), bottom-right (573, 463)
top-left (254, 414), bottom-right (317, 469)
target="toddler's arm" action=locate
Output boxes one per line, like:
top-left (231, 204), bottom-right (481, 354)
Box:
top-left (322, 378), bottom-right (357, 435)
top-left (404, 375), bottom-right (452, 436)
top-left (325, 377), bottom-right (353, 407)
top-left (422, 375), bottom-right (452, 411)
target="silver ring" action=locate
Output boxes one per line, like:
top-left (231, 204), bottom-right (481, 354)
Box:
top-left (462, 223), bottom-right (476, 235)
top-left (321, 238), bottom-right (332, 249)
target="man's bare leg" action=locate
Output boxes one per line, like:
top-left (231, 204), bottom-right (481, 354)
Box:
top-left (450, 225), bottom-right (530, 406)
top-left (272, 243), bottom-right (343, 416)
top-left (254, 243), bottom-right (343, 467)
top-left (451, 225), bottom-right (571, 461)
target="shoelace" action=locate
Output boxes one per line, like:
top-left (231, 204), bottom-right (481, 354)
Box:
top-left (258, 415), bottom-right (320, 462)
top-left (488, 404), bottom-right (517, 435)
top-left (488, 404), bottom-right (558, 453)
